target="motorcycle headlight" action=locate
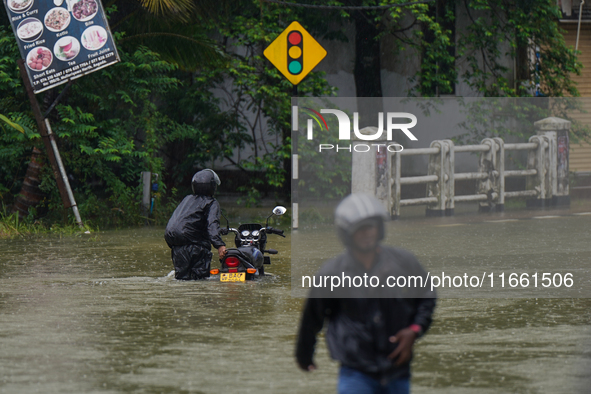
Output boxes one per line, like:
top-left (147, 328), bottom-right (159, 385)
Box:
top-left (241, 230), bottom-right (250, 237)
top-left (251, 230), bottom-right (259, 237)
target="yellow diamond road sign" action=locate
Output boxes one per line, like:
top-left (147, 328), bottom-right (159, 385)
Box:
top-left (264, 21), bottom-right (327, 85)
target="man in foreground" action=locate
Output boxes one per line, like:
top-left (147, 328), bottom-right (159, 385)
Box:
top-left (164, 169), bottom-right (227, 280)
top-left (296, 193), bottom-right (436, 394)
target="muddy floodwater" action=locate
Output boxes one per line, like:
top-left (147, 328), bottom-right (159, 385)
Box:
top-left (1, 208), bottom-right (590, 393)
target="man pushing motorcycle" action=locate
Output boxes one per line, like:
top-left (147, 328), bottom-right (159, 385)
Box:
top-left (164, 169), bottom-right (227, 280)
top-left (296, 193), bottom-right (436, 394)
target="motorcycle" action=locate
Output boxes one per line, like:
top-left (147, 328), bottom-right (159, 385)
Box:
top-left (211, 206), bottom-right (287, 282)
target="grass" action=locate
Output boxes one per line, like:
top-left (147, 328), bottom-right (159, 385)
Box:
top-left (0, 209), bottom-right (93, 239)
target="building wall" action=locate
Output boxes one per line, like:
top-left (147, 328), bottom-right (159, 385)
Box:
top-left (561, 22), bottom-right (591, 173)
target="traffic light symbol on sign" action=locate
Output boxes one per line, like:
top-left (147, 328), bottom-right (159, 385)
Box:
top-left (263, 21), bottom-right (326, 85)
top-left (287, 31), bottom-right (303, 75)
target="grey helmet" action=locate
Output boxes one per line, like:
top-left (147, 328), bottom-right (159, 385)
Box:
top-left (334, 193), bottom-right (389, 245)
top-left (191, 169), bottom-right (221, 196)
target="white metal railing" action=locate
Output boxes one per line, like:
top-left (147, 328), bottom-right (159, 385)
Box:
top-left (390, 134), bottom-right (558, 217)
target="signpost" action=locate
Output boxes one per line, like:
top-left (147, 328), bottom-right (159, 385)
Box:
top-left (264, 21), bottom-right (327, 230)
top-left (263, 21), bottom-right (326, 86)
top-left (4, 0), bottom-right (119, 93)
top-left (3, 0), bottom-right (120, 226)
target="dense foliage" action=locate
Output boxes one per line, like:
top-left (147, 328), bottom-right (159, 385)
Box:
top-left (0, 0), bottom-right (583, 228)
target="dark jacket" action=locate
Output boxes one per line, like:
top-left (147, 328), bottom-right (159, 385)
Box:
top-left (164, 195), bottom-right (225, 250)
top-left (295, 246), bottom-right (436, 380)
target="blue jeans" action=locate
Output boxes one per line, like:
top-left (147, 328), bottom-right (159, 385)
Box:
top-left (338, 366), bottom-right (410, 394)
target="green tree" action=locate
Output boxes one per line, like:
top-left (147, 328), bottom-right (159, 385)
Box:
top-left (200, 0), bottom-right (336, 203)
top-left (456, 0), bottom-right (580, 97)
top-left (0, 1), bottom-right (233, 224)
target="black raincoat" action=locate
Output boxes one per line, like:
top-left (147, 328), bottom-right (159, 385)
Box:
top-left (296, 246), bottom-right (436, 381)
top-left (165, 195), bottom-right (225, 280)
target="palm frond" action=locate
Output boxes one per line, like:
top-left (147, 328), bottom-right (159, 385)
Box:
top-left (0, 114), bottom-right (24, 133)
top-left (137, 0), bottom-right (194, 21)
top-left (119, 31), bottom-right (226, 71)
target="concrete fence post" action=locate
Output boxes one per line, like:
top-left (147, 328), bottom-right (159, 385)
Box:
top-left (478, 138), bottom-right (503, 212)
top-left (533, 117), bottom-right (571, 206)
top-left (477, 138), bottom-right (494, 211)
top-left (426, 140), bottom-right (448, 216)
top-left (526, 135), bottom-right (547, 206)
top-left (351, 126), bottom-right (393, 214)
top-left (493, 137), bottom-right (505, 209)
top-left (443, 139), bottom-right (455, 215)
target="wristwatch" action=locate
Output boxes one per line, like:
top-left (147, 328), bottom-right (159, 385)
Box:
top-left (409, 324), bottom-right (423, 337)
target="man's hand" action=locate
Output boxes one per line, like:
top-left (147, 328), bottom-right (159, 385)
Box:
top-left (218, 245), bottom-right (227, 260)
top-left (297, 362), bottom-right (316, 372)
top-left (387, 328), bottom-right (418, 366)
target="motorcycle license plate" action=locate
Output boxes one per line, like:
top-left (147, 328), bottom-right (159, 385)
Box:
top-left (220, 272), bottom-right (246, 282)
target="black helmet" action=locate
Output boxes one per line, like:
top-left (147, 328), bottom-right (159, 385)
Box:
top-left (191, 169), bottom-right (221, 196)
top-left (334, 193), bottom-right (389, 245)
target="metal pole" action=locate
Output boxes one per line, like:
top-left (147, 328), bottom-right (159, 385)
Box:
top-left (141, 171), bottom-right (151, 221)
top-left (45, 119), bottom-right (83, 227)
top-left (393, 151), bottom-right (401, 218)
top-left (576, 1), bottom-right (585, 51)
top-left (17, 59), bottom-right (83, 226)
top-left (43, 80), bottom-right (74, 119)
top-left (292, 84), bottom-right (299, 230)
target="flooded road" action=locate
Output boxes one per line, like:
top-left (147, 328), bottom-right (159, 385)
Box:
top-left (1, 213), bottom-right (590, 393)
